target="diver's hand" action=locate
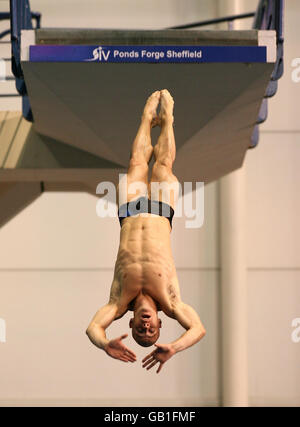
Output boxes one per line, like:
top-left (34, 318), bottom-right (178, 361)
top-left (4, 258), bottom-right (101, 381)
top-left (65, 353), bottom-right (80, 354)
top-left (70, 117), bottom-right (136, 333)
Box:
top-left (104, 334), bottom-right (137, 363)
top-left (142, 343), bottom-right (176, 373)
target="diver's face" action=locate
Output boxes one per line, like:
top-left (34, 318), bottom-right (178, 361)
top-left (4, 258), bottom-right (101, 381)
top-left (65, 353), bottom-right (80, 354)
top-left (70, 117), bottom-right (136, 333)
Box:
top-left (130, 309), bottom-right (161, 343)
top-left (133, 312), bottom-right (160, 338)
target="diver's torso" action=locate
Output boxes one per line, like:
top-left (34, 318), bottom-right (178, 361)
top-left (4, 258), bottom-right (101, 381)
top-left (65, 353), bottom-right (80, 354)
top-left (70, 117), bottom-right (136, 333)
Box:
top-left (114, 215), bottom-right (180, 316)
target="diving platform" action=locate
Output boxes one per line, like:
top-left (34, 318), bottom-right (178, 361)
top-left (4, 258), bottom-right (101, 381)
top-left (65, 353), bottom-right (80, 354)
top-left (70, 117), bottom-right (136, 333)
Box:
top-left (9, 28), bottom-right (276, 187)
top-left (0, 0), bottom-right (284, 228)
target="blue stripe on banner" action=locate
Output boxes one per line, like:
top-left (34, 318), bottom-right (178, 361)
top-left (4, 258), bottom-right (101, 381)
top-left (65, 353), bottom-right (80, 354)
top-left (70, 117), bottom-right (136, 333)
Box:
top-left (29, 45), bottom-right (267, 63)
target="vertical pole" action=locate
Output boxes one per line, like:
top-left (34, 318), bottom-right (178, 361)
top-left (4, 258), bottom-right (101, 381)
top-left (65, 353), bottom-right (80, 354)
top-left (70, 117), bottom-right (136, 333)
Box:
top-left (219, 171), bottom-right (248, 406)
top-left (218, 0), bottom-right (249, 407)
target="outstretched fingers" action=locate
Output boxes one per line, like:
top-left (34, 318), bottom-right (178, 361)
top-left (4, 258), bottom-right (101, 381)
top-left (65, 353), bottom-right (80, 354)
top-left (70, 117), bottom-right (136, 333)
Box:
top-left (124, 348), bottom-right (137, 362)
top-left (119, 333), bottom-right (128, 340)
top-left (119, 334), bottom-right (137, 361)
top-left (142, 357), bottom-right (164, 373)
top-left (124, 346), bottom-right (136, 356)
top-left (142, 349), bottom-right (157, 364)
top-left (116, 350), bottom-right (136, 363)
top-left (145, 359), bottom-right (159, 370)
top-left (142, 355), bottom-right (155, 368)
top-left (156, 362), bottom-right (164, 374)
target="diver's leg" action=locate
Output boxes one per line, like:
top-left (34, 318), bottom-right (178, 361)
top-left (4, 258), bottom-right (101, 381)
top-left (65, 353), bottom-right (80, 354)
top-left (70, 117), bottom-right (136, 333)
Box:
top-left (150, 89), bottom-right (179, 209)
top-left (118, 90), bottom-right (160, 205)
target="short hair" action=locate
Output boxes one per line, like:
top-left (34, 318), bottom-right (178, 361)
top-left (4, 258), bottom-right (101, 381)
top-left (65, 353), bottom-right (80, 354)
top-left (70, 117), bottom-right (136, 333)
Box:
top-left (135, 337), bottom-right (154, 347)
top-left (132, 330), bottom-right (160, 347)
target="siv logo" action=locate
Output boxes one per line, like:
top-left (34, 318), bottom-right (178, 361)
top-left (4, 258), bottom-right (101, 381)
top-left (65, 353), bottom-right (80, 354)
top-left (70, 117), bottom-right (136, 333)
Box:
top-left (0, 318), bottom-right (6, 343)
top-left (86, 46), bottom-right (111, 62)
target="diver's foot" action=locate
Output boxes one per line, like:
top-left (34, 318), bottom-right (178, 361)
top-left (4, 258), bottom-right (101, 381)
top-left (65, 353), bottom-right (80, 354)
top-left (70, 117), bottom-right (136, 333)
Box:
top-left (142, 90), bottom-right (161, 127)
top-left (159, 89), bottom-right (174, 125)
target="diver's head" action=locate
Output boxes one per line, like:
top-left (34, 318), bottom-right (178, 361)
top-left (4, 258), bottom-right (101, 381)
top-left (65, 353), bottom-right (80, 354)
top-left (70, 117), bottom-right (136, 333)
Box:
top-left (129, 296), bottom-right (161, 347)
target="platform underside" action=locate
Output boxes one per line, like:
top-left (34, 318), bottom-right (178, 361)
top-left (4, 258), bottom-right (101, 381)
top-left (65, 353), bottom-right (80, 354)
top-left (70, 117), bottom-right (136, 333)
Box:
top-left (21, 61), bottom-right (272, 185)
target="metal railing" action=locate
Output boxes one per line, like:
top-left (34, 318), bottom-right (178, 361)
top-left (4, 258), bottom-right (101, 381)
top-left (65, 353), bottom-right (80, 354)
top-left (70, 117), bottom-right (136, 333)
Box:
top-left (5, 0), bottom-right (42, 121)
top-left (250, 0), bottom-right (284, 148)
top-left (0, 10), bottom-right (41, 40)
top-left (168, 0), bottom-right (284, 149)
top-left (168, 12), bottom-right (255, 30)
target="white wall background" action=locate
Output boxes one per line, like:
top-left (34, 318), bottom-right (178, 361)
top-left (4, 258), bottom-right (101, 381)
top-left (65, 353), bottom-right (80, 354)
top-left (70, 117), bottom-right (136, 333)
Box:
top-left (0, 0), bottom-right (220, 406)
top-left (0, 0), bottom-right (299, 406)
top-left (245, 0), bottom-right (300, 402)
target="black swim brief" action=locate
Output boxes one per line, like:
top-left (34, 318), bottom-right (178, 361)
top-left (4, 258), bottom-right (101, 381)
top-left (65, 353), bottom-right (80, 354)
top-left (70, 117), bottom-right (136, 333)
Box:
top-left (118, 196), bottom-right (174, 228)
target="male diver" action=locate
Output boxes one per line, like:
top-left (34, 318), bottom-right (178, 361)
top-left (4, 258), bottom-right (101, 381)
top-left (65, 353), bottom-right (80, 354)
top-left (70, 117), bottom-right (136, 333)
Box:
top-left (86, 90), bottom-right (206, 373)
